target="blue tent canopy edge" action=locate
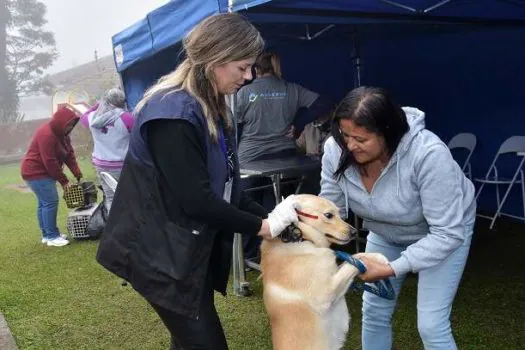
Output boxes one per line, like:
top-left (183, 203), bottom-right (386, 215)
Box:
top-left (113, 0), bottom-right (525, 73)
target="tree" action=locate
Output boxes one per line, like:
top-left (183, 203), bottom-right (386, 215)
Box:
top-left (1, 0), bottom-right (57, 124)
top-left (6, 0), bottom-right (57, 95)
top-left (0, 0), bottom-right (18, 122)
top-left (0, 78), bottom-right (21, 124)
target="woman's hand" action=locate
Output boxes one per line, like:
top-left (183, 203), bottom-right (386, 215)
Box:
top-left (286, 125), bottom-right (296, 139)
top-left (357, 256), bottom-right (395, 282)
top-left (257, 219), bottom-right (272, 240)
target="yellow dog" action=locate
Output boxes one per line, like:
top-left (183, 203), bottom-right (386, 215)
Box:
top-left (261, 194), bottom-right (388, 350)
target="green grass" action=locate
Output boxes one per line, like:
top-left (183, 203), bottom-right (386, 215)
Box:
top-left (0, 159), bottom-right (524, 349)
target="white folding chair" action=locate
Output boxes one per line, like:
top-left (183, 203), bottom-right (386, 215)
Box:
top-left (474, 136), bottom-right (525, 229)
top-left (99, 172), bottom-right (118, 193)
top-left (448, 133), bottom-right (477, 179)
top-left (99, 171), bottom-right (128, 286)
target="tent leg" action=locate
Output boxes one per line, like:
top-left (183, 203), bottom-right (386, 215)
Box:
top-left (351, 26), bottom-right (362, 88)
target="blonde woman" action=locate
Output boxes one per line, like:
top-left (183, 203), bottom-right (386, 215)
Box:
top-left (96, 13), bottom-right (299, 349)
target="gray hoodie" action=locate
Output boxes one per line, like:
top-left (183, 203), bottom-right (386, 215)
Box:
top-left (320, 107), bottom-right (476, 276)
top-left (90, 105), bottom-right (125, 129)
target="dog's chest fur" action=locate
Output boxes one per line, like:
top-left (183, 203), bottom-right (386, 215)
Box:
top-left (261, 240), bottom-right (355, 350)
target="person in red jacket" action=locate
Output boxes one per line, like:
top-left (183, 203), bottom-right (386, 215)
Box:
top-left (21, 107), bottom-right (83, 247)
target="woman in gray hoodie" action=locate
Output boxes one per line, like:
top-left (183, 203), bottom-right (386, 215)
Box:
top-left (81, 88), bottom-right (135, 212)
top-left (320, 87), bottom-right (475, 350)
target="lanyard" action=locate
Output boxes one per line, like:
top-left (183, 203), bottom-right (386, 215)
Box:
top-left (218, 127), bottom-right (228, 161)
top-left (218, 124), bottom-right (234, 180)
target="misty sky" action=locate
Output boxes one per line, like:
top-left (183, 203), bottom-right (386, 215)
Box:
top-left (41, 0), bottom-right (168, 73)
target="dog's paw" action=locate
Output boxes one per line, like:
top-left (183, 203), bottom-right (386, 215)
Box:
top-left (354, 252), bottom-right (389, 265)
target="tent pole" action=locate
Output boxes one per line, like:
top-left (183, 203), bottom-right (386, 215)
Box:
top-left (350, 25), bottom-right (363, 244)
top-left (425, 0), bottom-right (453, 13)
top-left (381, 0), bottom-right (455, 14)
top-left (381, 0), bottom-right (417, 12)
top-left (351, 26), bottom-right (362, 88)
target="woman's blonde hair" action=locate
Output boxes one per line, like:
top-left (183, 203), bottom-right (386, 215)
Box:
top-left (135, 13), bottom-right (264, 141)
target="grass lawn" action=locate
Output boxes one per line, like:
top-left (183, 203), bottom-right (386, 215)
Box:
top-left (0, 158), bottom-right (524, 349)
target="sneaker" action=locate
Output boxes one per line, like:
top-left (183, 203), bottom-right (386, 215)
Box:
top-left (46, 237), bottom-right (69, 247)
top-left (41, 234), bottom-right (67, 244)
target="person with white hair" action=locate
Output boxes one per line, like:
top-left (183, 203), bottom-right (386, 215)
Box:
top-left (81, 88), bottom-right (134, 212)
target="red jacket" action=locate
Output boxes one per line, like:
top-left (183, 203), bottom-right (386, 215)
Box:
top-left (21, 107), bottom-right (83, 186)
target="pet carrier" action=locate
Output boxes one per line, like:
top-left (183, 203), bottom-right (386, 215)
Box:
top-left (63, 181), bottom-right (98, 209)
top-left (63, 183), bottom-right (83, 208)
top-left (66, 204), bottom-right (98, 240)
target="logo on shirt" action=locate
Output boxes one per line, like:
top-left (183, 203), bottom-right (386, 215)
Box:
top-left (248, 92), bottom-right (287, 103)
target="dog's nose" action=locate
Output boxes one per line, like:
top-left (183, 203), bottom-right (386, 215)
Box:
top-left (349, 227), bottom-right (358, 238)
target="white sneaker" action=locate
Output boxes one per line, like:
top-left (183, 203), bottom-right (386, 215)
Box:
top-left (46, 237), bottom-right (69, 247)
top-left (41, 234), bottom-right (67, 244)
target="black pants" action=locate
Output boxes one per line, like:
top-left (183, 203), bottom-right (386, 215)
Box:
top-left (149, 272), bottom-right (228, 350)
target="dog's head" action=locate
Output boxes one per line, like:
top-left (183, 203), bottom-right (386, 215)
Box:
top-left (291, 194), bottom-right (357, 248)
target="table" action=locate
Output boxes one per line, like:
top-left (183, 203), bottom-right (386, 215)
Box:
top-left (232, 155), bottom-right (321, 296)
top-left (240, 155), bottom-right (321, 203)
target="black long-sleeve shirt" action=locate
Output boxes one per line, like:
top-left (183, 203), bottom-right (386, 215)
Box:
top-left (146, 118), bottom-right (266, 235)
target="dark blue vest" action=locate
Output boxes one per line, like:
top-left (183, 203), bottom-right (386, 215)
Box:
top-left (97, 90), bottom-right (245, 317)
top-left (129, 90), bottom-right (228, 200)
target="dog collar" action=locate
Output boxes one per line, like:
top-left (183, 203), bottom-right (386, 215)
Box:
top-left (280, 224), bottom-right (304, 243)
top-left (296, 209), bottom-right (318, 220)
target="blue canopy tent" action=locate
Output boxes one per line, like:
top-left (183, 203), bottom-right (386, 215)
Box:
top-left (112, 0), bottom-right (525, 217)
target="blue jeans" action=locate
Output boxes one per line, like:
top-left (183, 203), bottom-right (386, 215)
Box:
top-left (26, 178), bottom-right (61, 240)
top-left (362, 230), bottom-right (472, 350)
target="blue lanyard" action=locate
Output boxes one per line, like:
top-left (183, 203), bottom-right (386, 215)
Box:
top-left (218, 125), bottom-right (234, 180)
top-left (218, 127), bottom-right (228, 160)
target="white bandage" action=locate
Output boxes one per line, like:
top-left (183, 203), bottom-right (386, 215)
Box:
top-left (267, 195), bottom-right (299, 237)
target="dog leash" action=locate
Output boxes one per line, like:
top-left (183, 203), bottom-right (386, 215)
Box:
top-left (294, 209), bottom-right (394, 300)
top-left (334, 250), bottom-right (396, 300)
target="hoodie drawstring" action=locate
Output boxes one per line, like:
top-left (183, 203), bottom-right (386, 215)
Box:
top-left (345, 191), bottom-right (349, 220)
top-left (396, 152), bottom-right (401, 197)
